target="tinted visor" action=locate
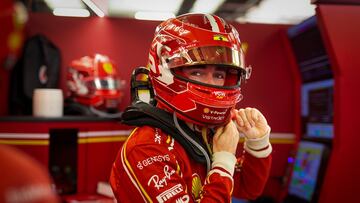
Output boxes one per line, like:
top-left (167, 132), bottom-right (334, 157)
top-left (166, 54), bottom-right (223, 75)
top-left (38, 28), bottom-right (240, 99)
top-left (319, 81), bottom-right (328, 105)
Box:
top-left (163, 46), bottom-right (245, 70)
top-left (85, 78), bottom-right (122, 91)
top-left (172, 65), bottom-right (244, 88)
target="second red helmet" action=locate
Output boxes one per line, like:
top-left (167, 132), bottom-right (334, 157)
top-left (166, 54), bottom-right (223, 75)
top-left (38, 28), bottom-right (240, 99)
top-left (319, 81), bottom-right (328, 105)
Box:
top-left (66, 54), bottom-right (124, 113)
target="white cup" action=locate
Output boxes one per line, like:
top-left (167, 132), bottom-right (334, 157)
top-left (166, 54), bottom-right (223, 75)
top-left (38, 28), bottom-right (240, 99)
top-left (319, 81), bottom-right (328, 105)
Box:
top-left (33, 88), bottom-right (64, 117)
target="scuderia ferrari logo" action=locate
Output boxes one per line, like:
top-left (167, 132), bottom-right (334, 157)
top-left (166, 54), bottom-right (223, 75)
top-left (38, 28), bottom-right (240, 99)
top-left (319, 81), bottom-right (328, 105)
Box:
top-left (213, 34), bottom-right (228, 42)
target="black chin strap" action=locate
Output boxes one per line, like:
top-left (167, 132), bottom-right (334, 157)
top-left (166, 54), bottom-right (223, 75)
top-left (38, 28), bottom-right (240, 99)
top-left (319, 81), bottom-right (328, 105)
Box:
top-left (119, 101), bottom-right (210, 164)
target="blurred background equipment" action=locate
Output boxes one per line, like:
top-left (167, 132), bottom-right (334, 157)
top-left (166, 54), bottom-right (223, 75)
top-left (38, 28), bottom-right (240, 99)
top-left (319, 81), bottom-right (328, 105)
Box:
top-left (283, 14), bottom-right (334, 203)
top-left (130, 66), bottom-right (155, 105)
top-left (33, 88), bottom-right (64, 117)
top-left (0, 144), bottom-right (59, 203)
top-left (8, 34), bottom-right (61, 115)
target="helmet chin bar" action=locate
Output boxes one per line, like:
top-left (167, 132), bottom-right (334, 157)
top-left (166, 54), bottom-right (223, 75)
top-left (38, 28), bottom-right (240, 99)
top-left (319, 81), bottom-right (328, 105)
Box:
top-left (157, 98), bottom-right (233, 128)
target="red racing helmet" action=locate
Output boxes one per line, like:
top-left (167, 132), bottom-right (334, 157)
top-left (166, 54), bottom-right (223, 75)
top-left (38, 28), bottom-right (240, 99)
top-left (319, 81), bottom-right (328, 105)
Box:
top-left (66, 54), bottom-right (124, 113)
top-left (148, 13), bottom-right (251, 126)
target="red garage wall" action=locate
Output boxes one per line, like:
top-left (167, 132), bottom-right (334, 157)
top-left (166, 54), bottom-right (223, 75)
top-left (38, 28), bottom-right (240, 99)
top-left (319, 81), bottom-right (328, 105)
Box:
top-left (233, 23), bottom-right (295, 133)
top-left (316, 5), bottom-right (360, 203)
top-left (2, 13), bottom-right (295, 132)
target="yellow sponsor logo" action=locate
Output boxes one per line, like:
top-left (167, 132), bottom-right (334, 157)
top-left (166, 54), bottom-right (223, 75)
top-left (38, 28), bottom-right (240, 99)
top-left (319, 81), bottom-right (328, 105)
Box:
top-left (241, 42), bottom-right (249, 54)
top-left (203, 108), bottom-right (210, 113)
top-left (191, 174), bottom-right (202, 200)
top-left (213, 35), bottom-right (229, 42)
top-left (103, 63), bottom-right (114, 74)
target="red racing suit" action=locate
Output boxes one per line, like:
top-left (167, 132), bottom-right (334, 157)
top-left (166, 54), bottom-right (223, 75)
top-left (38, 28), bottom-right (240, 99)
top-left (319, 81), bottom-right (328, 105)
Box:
top-left (110, 126), bottom-right (272, 203)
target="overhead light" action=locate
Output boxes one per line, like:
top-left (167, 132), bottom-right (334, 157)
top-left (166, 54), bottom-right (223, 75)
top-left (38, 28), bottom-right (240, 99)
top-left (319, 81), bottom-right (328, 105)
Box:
top-left (190, 0), bottom-right (225, 14)
top-left (135, 11), bottom-right (175, 21)
top-left (45, 0), bottom-right (85, 9)
top-left (82, 0), bottom-right (105, 17)
top-left (53, 8), bottom-right (90, 17)
top-left (109, 0), bottom-right (183, 17)
top-left (238, 0), bottom-right (316, 24)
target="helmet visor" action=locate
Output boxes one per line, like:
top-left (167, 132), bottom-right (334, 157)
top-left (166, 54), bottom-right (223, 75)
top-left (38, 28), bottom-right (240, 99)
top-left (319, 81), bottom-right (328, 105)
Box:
top-left (85, 78), bottom-right (122, 91)
top-left (163, 46), bottom-right (245, 70)
top-left (172, 65), bottom-right (244, 88)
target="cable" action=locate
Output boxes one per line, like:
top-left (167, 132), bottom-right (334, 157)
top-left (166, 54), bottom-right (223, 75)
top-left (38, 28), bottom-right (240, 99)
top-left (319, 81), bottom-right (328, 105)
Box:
top-left (173, 112), bottom-right (211, 173)
top-left (89, 106), bottom-right (123, 119)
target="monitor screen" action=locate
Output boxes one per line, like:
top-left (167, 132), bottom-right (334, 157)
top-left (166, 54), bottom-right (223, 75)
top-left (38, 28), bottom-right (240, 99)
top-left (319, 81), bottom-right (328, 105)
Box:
top-left (301, 79), bottom-right (334, 139)
top-left (288, 141), bottom-right (329, 202)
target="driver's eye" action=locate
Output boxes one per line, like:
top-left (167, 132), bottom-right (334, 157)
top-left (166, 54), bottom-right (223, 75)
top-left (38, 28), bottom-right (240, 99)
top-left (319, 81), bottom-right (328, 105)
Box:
top-left (213, 72), bottom-right (226, 79)
top-left (189, 70), bottom-right (203, 77)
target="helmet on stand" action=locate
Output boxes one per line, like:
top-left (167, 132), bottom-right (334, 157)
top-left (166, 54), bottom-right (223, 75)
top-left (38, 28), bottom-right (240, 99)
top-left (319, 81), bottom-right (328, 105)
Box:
top-left (148, 13), bottom-right (252, 126)
top-left (66, 54), bottom-right (124, 116)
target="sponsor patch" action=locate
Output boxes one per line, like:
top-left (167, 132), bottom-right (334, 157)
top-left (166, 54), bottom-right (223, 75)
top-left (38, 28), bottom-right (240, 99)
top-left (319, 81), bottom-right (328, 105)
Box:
top-left (214, 91), bottom-right (225, 99)
top-left (148, 165), bottom-right (176, 190)
top-left (136, 154), bottom-right (170, 170)
top-left (176, 195), bottom-right (190, 203)
top-left (202, 114), bottom-right (225, 121)
top-left (156, 184), bottom-right (184, 203)
top-left (191, 173), bottom-right (202, 200)
top-left (154, 128), bottom-right (161, 144)
top-left (168, 137), bottom-right (175, 151)
top-left (203, 108), bottom-right (210, 113)
top-left (164, 23), bottom-right (190, 36)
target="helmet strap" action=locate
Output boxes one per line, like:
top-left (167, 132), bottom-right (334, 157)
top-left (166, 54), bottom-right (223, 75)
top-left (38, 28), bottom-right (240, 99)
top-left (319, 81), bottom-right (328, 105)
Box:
top-left (201, 127), bottom-right (213, 155)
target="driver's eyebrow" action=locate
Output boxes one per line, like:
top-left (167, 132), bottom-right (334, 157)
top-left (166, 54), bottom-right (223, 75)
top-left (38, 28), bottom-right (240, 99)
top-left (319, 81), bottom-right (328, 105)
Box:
top-left (214, 67), bottom-right (226, 72)
top-left (188, 65), bottom-right (206, 70)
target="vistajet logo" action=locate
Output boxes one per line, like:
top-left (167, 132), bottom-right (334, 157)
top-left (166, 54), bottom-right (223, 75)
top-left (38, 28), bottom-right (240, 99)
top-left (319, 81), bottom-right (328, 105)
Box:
top-left (202, 115), bottom-right (225, 121)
